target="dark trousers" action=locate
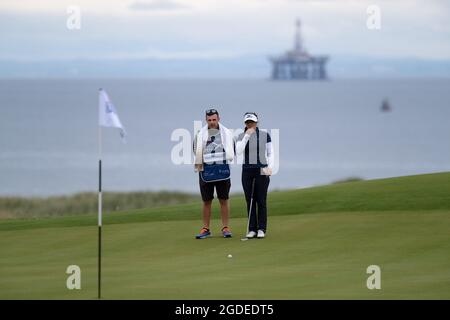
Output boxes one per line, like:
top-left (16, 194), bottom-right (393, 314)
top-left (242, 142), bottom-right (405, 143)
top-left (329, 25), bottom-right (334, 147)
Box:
top-left (242, 169), bottom-right (270, 232)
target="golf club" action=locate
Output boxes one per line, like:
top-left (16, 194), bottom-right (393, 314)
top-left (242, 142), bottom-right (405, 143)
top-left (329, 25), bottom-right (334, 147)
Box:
top-left (241, 178), bottom-right (256, 241)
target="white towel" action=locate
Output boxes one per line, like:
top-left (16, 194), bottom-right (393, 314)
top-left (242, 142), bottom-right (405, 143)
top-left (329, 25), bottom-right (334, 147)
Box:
top-left (194, 122), bottom-right (234, 172)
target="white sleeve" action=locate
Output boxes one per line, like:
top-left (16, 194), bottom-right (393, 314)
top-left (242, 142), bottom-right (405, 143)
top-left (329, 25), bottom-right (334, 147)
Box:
top-left (193, 133), bottom-right (197, 154)
top-left (236, 133), bottom-right (251, 155)
top-left (266, 141), bottom-right (274, 169)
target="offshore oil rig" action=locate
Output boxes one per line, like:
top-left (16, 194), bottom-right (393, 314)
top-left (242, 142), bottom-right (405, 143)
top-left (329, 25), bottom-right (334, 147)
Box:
top-left (269, 20), bottom-right (329, 80)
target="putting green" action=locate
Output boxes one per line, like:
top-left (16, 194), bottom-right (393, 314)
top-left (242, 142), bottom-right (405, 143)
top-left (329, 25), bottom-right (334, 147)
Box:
top-left (0, 173), bottom-right (449, 299)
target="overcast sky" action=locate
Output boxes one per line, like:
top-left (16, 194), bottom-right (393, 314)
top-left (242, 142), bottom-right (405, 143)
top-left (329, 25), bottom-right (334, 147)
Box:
top-left (0, 0), bottom-right (449, 63)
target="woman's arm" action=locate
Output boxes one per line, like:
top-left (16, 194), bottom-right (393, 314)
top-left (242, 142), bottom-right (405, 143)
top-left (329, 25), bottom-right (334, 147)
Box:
top-left (235, 133), bottom-right (251, 155)
top-left (262, 133), bottom-right (274, 176)
top-left (266, 141), bottom-right (274, 170)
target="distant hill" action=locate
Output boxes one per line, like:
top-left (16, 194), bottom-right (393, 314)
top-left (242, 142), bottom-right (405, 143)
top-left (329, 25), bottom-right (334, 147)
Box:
top-left (1, 55), bottom-right (449, 78)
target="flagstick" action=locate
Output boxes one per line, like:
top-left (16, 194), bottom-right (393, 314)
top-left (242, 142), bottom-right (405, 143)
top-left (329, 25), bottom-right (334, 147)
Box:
top-left (98, 122), bottom-right (102, 300)
top-left (97, 87), bottom-right (126, 299)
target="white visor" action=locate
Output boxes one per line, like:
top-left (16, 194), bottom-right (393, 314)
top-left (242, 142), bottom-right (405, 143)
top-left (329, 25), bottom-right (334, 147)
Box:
top-left (244, 113), bottom-right (258, 123)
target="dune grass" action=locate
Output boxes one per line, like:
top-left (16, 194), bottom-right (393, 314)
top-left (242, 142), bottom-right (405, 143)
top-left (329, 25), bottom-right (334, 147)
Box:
top-left (0, 191), bottom-right (200, 219)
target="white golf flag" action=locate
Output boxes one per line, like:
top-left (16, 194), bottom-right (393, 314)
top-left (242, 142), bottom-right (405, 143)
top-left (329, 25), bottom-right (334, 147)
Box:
top-left (98, 88), bottom-right (126, 142)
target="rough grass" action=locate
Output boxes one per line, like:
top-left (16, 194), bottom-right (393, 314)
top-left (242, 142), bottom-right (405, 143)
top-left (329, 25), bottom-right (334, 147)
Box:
top-left (0, 191), bottom-right (200, 219)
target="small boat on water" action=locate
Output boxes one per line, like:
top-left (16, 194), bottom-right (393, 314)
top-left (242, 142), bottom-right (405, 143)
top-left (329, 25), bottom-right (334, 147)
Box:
top-left (381, 98), bottom-right (392, 112)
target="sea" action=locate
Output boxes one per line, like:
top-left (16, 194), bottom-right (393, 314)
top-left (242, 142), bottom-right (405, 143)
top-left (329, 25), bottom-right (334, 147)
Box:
top-left (1, 78), bottom-right (449, 197)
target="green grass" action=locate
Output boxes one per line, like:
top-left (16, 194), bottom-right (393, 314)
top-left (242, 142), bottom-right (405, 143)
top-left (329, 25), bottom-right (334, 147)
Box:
top-left (0, 172), bottom-right (449, 299)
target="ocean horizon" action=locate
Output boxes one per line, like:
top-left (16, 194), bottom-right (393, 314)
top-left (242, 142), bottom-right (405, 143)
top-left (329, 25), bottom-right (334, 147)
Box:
top-left (1, 78), bottom-right (449, 197)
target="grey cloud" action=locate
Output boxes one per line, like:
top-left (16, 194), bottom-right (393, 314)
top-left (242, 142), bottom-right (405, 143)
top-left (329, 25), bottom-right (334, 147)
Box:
top-left (129, 0), bottom-right (190, 11)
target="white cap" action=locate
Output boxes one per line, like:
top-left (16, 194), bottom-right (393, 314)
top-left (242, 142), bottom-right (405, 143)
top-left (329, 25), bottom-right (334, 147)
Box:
top-left (243, 113), bottom-right (258, 123)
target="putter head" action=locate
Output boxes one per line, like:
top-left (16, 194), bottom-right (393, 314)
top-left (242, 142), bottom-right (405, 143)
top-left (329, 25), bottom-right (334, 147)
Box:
top-left (240, 238), bottom-right (249, 241)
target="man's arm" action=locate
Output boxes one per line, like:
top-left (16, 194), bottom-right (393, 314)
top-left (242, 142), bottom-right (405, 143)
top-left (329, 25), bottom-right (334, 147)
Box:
top-left (193, 132), bottom-right (204, 171)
